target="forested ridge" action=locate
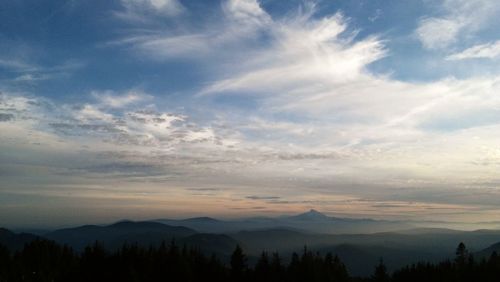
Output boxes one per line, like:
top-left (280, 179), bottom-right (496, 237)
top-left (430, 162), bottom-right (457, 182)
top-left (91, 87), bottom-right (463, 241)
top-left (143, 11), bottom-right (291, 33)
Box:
top-left (0, 239), bottom-right (499, 282)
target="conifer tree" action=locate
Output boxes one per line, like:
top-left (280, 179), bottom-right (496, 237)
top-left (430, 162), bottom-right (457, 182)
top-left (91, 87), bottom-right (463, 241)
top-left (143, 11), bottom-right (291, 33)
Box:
top-left (230, 244), bottom-right (247, 281)
top-left (372, 258), bottom-right (390, 282)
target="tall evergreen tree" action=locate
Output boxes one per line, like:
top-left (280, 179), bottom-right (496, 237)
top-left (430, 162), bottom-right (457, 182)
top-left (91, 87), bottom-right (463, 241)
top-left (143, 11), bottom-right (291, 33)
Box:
top-left (270, 252), bottom-right (285, 282)
top-left (455, 242), bottom-right (468, 265)
top-left (372, 258), bottom-right (390, 282)
top-left (254, 251), bottom-right (271, 282)
top-left (230, 244), bottom-right (247, 281)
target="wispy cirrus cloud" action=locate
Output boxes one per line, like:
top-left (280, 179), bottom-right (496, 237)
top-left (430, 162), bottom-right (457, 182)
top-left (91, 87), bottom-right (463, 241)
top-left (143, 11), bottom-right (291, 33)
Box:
top-left (415, 0), bottom-right (500, 50)
top-left (200, 10), bottom-right (385, 96)
top-left (447, 40), bottom-right (500, 60)
top-left (111, 0), bottom-right (271, 59)
top-left (115, 0), bottom-right (185, 22)
top-left (0, 56), bottom-right (85, 87)
top-left (91, 90), bottom-right (152, 109)
top-left (0, 59), bottom-right (38, 72)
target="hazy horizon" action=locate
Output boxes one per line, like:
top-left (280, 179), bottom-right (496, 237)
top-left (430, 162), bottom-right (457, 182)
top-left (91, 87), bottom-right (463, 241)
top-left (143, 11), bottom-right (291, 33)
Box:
top-left (2, 0), bottom-right (500, 229)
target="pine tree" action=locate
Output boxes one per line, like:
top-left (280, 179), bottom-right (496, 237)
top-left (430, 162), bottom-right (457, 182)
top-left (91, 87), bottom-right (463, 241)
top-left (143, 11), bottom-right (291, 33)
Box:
top-left (230, 244), bottom-right (247, 281)
top-left (373, 258), bottom-right (390, 282)
top-left (254, 251), bottom-right (270, 282)
top-left (455, 242), bottom-right (468, 265)
top-left (270, 252), bottom-right (284, 282)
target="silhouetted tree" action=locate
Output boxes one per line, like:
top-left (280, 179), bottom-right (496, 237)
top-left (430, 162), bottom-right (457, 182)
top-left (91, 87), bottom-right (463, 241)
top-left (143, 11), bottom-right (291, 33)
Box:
top-left (324, 253), bottom-right (349, 282)
top-left (231, 244), bottom-right (247, 281)
top-left (81, 241), bottom-right (109, 282)
top-left (287, 252), bottom-right (301, 282)
top-left (254, 251), bottom-right (271, 282)
top-left (270, 252), bottom-right (285, 282)
top-left (372, 258), bottom-right (390, 282)
top-left (455, 242), bottom-right (468, 265)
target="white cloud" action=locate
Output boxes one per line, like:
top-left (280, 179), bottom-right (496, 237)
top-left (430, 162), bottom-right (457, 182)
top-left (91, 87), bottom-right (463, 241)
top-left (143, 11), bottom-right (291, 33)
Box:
top-left (416, 0), bottom-right (500, 50)
top-left (75, 104), bottom-right (115, 122)
top-left (223, 0), bottom-right (271, 27)
top-left (0, 59), bottom-right (37, 72)
top-left (0, 58), bottom-right (85, 88)
top-left (0, 89), bottom-right (229, 151)
top-left (416, 18), bottom-right (464, 49)
top-left (447, 40), bottom-right (500, 60)
top-left (92, 90), bottom-right (152, 108)
top-left (116, 0), bottom-right (184, 22)
top-left (113, 0), bottom-right (273, 59)
top-left (122, 0), bottom-right (184, 15)
top-left (131, 34), bottom-right (212, 58)
top-left (201, 10), bottom-right (385, 95)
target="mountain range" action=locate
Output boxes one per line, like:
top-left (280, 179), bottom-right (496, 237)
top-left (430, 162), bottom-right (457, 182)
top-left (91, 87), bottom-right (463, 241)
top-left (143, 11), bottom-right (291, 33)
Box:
top-left (156, 209), bottom-right (412, 234)
top-left (2, 210), bottom-right (500, 276)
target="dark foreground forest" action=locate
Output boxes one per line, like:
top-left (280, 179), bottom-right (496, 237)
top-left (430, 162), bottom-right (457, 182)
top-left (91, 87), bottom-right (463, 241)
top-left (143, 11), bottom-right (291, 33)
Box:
top-left (0, 240), bottom-right (499, 282)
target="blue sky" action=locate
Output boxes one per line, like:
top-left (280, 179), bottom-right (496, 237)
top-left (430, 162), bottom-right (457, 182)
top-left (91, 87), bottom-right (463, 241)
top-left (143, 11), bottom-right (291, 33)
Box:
top-left (2, 0), bottom-right (500, 228)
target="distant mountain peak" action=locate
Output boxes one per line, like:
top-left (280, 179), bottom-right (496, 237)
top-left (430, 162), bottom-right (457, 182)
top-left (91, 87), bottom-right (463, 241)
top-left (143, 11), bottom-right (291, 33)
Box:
top-left (290, 209), bottom-right (330, 221)
top-left (306, 209), bottom-right (329, 217)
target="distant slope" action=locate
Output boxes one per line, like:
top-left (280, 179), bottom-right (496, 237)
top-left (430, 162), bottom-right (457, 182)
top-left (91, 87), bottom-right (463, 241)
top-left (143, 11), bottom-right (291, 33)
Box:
top-left (391, 228), bottom-right (462, 235)
top-left (157, 217), bottom-right (240, 233)
top-left (156, 209), bottom-right (412, 234)
top-left (45, 221), bottom-right (197, 251)
top-left (0, 228), bottom-right (39, 251)
top-left (475, 241), bottom-right (500, 259)
top-left (279, 210), bottom-right (412, 234)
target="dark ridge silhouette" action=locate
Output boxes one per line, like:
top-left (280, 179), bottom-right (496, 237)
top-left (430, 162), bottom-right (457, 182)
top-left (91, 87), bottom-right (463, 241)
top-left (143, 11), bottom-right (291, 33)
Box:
top-left (475, 241), bottom-right (500, 259)
top-left (0, 228), bottom-right (39, 251)
top-left (45, 221), bottom-right (197, 251)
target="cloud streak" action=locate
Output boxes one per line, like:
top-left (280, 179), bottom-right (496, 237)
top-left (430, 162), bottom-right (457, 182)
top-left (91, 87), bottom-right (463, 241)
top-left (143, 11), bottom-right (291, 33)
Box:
top-left (116, 0), bottom-right (185, 22)
top-left (447, 40), bottom-right (500, 60)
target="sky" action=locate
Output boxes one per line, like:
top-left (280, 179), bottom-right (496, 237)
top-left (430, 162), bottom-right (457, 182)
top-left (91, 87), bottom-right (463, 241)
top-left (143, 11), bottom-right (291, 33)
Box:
top-left (1, 0), bottom-right (500, 229)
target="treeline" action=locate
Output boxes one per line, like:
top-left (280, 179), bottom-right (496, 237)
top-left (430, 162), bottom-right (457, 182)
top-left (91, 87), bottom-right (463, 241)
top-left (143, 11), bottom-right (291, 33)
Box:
top-left (0, 240), bottom-right (348, 282)
top-left (391, 242), bottom-right (500, 282)
top-left (0, 240), bottom-right (500, 282)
